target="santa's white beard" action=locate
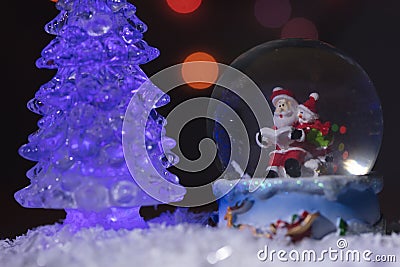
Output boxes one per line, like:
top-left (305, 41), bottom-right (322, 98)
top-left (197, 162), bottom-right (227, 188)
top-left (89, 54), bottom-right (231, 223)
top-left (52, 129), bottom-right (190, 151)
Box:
top-left (298, 113), bottom-right (318, 124)
top-left (274, 110), bottom-right (297, 128)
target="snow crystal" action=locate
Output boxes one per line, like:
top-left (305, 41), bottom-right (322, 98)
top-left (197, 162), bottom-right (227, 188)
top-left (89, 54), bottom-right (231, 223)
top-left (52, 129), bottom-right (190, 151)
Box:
top-left (1, 223), bottom-right (399, 267)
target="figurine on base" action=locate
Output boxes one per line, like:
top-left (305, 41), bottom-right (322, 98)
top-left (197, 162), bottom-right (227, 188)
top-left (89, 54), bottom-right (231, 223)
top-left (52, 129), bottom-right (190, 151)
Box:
top-left (256, 87), bottom-right (333, 178)
top-left (295, 93), bottom-right (333, 176)
top-left (256, 87), bottom-right (312, 178)
top-left (213, 38), bottom-right (384, 242)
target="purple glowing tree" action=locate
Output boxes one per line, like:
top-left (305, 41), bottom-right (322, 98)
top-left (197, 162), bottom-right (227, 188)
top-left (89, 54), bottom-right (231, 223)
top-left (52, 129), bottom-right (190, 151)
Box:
top-left (16, 0), bottom-right (186, 229)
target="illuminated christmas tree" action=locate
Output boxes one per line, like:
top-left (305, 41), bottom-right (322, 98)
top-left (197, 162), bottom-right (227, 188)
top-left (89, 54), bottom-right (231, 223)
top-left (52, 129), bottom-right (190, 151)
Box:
top-left (16, 0), bottom-right (185, 229)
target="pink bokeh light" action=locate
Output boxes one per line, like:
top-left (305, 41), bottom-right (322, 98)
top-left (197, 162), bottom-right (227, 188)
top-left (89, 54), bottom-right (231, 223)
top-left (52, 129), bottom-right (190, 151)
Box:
top-left (281, 17), bottom-right (319, 39)
top-left (254, 0), bottom-right (292, 28)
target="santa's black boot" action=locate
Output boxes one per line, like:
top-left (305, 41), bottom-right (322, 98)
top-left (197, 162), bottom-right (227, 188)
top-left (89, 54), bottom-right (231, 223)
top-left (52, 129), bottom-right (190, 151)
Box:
top-left (285, 158), bottom-right (302, 178)
top-left (266, 170), bottom-right (279, 178)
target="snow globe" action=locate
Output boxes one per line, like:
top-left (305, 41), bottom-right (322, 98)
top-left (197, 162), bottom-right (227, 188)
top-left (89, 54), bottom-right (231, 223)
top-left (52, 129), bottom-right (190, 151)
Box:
top-left (210, 39), bottom-right (384, 240)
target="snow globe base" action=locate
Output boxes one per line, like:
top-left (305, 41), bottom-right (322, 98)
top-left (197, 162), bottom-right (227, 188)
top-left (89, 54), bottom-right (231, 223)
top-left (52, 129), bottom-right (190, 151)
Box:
top-left (213, 175), bottom-right (384, 241)
top-left (64, 207), bottom-right (147, 231)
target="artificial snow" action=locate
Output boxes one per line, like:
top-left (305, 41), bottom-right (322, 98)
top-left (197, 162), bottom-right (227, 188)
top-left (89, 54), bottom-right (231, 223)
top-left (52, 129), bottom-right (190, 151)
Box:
top-left (213, 176), bottom-right (383, 201)
top-left (1, 223), bottom-right (399, 267)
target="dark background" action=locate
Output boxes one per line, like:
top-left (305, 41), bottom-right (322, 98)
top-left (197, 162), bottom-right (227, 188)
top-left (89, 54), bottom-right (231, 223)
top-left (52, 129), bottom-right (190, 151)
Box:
top-left (3, 0), bottom-right (399, 239)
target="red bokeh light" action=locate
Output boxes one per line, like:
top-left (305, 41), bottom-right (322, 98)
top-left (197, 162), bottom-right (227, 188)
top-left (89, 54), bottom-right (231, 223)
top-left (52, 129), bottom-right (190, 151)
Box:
top-left (281, 17), bottom-right (319, 40)
top-left (166, 0), bottom-right (202, 14)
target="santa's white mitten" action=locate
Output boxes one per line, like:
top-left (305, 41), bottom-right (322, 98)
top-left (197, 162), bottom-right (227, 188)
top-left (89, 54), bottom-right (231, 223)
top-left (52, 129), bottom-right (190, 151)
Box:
top-left (304, 159), bottom-right (320, 170)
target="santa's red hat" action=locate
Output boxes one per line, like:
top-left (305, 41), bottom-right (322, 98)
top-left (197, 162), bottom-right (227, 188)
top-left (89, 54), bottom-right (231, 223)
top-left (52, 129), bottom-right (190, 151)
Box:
top-left (299, 93), bottom-right (319, 115)
top-left (270, 87), bottom-right (297, 106)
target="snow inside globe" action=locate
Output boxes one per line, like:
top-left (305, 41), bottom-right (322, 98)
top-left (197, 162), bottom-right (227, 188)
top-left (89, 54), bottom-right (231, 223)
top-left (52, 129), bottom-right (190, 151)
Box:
top-left (210, 39), bottom-right (384, 240)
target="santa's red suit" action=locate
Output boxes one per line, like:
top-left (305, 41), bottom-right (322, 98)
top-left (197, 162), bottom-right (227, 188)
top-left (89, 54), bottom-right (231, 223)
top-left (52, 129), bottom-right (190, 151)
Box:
top-left (296, 120), bottom-right (330, 136)
top-left (268, 145), bottom-right (310, 168)
top-left (265, 87), bottom-right (311, 177)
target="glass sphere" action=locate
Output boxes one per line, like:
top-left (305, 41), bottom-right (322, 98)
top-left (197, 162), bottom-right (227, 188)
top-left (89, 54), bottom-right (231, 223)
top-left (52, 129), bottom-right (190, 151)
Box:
top-left (211, 39), bottom-right (383, 178)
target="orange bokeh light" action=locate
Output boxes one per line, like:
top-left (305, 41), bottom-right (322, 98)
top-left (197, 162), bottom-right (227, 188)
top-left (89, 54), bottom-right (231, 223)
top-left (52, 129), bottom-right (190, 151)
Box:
top-left (182, 52), bottom-right (219, 90)
top-left (166, 0), bottom-right (202, 14)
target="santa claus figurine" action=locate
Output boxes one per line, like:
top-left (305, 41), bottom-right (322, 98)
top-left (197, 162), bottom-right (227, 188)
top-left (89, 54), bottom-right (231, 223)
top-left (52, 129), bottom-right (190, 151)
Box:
top-left (256, 87), bottom-right (310, 178)
top-left (295, 93), bottom-right (330, 135)
top-left (293, 93), bottom-right (333, 176)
